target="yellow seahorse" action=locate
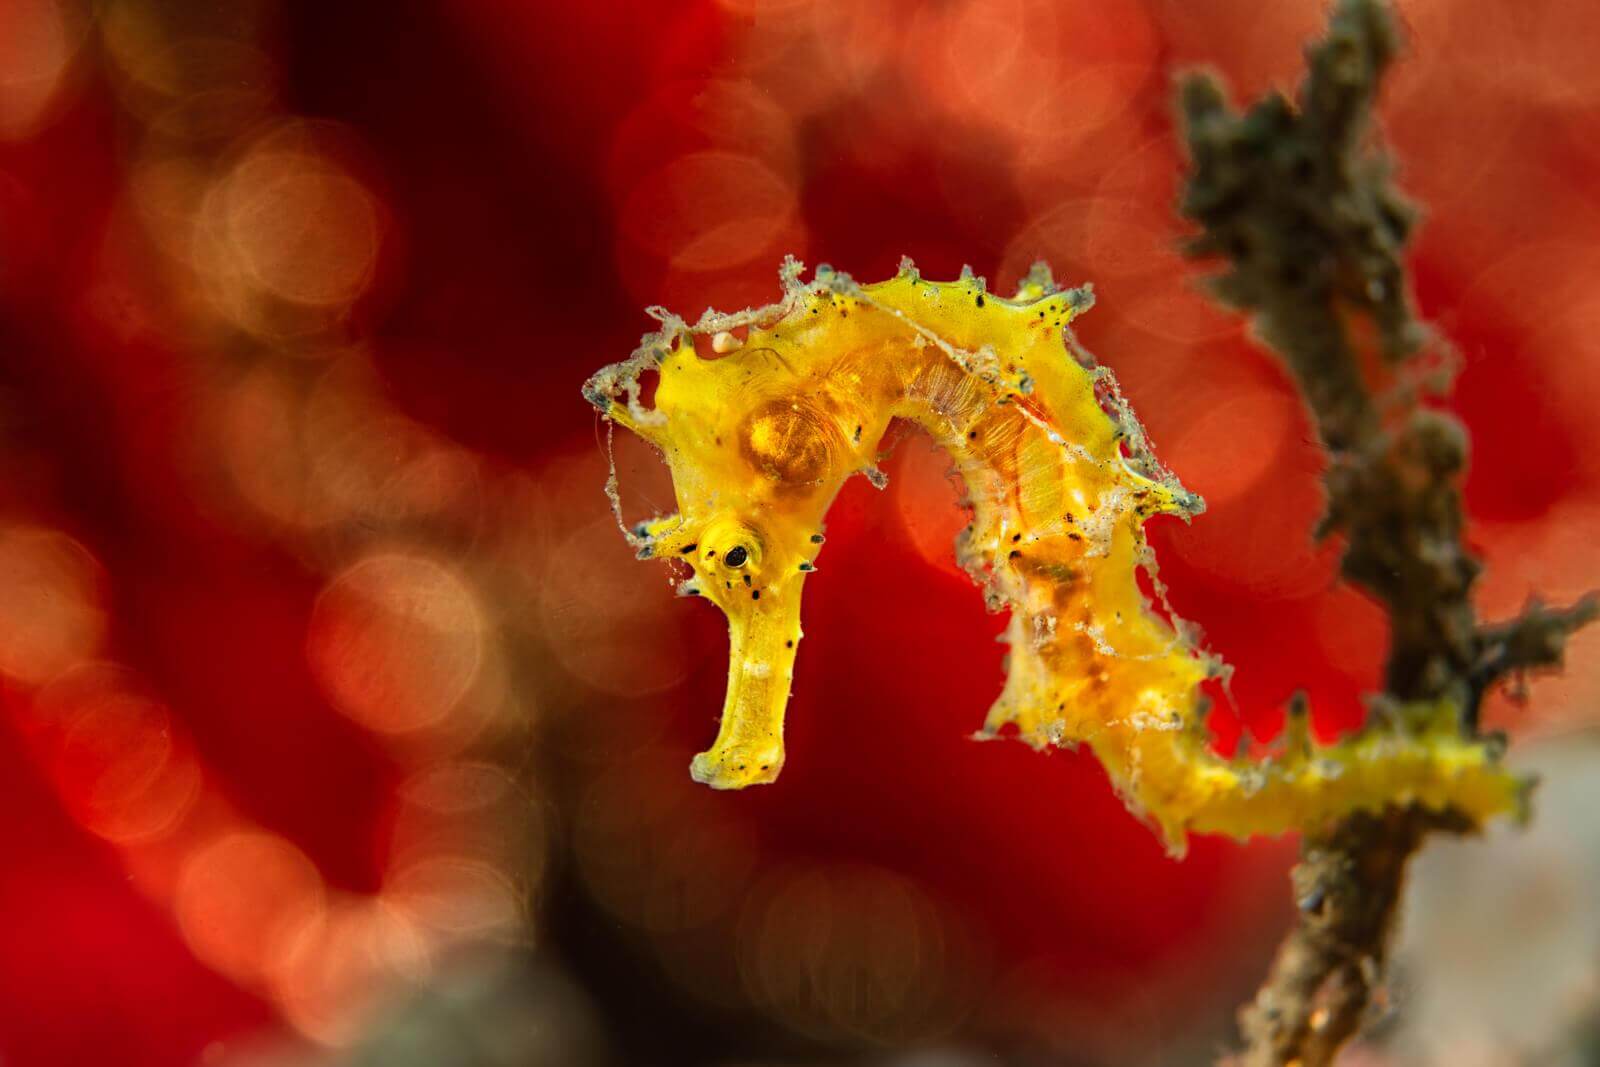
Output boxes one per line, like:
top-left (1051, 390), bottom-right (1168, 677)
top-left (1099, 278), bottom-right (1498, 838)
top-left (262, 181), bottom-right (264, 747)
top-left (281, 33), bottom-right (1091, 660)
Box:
top-left (582, 258), bottom-right (1522, 853)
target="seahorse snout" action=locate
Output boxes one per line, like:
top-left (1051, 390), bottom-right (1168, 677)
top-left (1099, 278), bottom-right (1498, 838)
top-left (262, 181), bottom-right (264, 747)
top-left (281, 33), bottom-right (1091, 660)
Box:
top-left (690, 582), bottom-right (804, 790)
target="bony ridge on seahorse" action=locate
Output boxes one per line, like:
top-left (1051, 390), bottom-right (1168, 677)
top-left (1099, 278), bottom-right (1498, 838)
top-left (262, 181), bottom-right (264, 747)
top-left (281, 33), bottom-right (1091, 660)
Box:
top-left (581, 257), bottom-right (1524, 854)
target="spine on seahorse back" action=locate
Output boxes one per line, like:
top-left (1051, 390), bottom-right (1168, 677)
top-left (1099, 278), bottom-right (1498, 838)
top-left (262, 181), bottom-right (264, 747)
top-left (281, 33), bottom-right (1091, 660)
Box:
top-left (584, 259), bottom-right (1523, 854)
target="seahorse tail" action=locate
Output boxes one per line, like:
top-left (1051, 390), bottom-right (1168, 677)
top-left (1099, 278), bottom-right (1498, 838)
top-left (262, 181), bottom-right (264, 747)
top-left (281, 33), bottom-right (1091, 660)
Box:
top-left (1107, 700), bottom-right (1527, 856)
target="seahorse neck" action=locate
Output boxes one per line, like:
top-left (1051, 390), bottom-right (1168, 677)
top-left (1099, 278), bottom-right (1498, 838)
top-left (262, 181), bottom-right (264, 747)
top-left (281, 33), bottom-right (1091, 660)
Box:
top-left (865, 349), bottom-right (1039, 596)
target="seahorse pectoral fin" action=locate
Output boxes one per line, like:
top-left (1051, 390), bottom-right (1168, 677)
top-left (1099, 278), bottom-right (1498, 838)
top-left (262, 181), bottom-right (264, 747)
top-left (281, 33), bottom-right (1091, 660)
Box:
top-left (690, 580), bottom-right (805, 789)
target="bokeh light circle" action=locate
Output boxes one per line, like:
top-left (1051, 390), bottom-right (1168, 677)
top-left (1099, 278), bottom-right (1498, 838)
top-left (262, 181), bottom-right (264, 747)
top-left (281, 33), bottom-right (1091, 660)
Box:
top-left (620, 150), bottom-right (799, 272)
top-left (0, 0), bottom-right (90, 140)
top-left (308, 552), bottom-right (486, 735)
top-left (33, 665), bottom-right (203, 845)
top-left (0, 525), bottom-right (107, 686)
top-left (176, 830), bottom-right (327, 985)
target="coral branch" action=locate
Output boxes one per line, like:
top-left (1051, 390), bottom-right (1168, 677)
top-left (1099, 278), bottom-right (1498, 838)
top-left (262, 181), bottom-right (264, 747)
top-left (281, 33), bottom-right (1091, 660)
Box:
top-left (1473, 595), bottom-right (1600, 701)
top-left (1237, 806), bottom-right (1470, 1066)
top-left (1179, 0), bottom-right (1596, 1063)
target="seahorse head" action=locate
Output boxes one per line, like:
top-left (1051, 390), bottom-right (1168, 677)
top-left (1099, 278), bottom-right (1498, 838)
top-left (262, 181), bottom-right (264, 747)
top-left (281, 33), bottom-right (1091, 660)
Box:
top-left (583, 306), bottom-right (868, 789)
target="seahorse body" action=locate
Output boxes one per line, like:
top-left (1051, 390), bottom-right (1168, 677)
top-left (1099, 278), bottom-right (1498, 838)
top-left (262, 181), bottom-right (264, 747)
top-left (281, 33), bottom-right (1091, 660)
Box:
top-left (583, 259), bottom-right (1521, 853)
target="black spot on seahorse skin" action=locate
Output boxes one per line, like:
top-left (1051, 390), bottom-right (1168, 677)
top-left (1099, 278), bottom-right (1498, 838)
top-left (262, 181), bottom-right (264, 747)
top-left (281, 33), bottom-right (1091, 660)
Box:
top-left (810, 534), bottom-right (824, 544)
top-left (751, 589), bottom-right (761, 600)
top-left (975, 294), bottom-right (985, 307)
top-left (679, 543), bottom-right (698, 554)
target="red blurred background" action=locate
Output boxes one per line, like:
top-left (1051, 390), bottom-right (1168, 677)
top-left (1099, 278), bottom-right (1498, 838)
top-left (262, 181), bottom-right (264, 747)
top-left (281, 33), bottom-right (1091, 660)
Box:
top-left (1, 1), bottom-right (1597, 1065)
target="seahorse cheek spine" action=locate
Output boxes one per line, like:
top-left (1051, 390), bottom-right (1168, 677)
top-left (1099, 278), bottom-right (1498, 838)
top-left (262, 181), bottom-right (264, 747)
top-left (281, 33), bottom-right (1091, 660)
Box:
top-left (584, 258), bottom-right (1523, 853)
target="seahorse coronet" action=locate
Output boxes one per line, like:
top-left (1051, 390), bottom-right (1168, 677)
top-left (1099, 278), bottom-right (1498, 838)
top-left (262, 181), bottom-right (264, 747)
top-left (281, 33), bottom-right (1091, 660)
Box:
top-left (583, 258), bottom-right (1522, 855)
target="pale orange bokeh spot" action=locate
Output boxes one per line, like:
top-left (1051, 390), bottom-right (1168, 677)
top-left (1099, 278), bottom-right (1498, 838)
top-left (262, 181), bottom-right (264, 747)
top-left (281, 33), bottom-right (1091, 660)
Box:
top-left (0, 525), bottom-right (107, 686)
top-left (539, 512), bottom-right (701, 699)
top-left (1169, 386), bottom-right (1298, 509)
top-left (128, 154), bottom-right (212, 266)
top-left (620, 150), bottom-right (799, 272)
top-left (307, 552), bottom-right (485, 735)
top-left (608, 78), bottom-right (799, 199)
top-left (1002, 196), bottom-right (1175, 289)
top-left (176, 831), bottom-right (327, 984)
top-left (273, 898), bottom-right (427, 1046)
top-left (1162, 380), bottom-right (1334, 599)
top-left (223, 150), bottom-right (380, 308)
top-left (0, 0), bottom-right (88, 140)
top-left (390, 764), bottom-right (527, 861)
top-left (293, 354), bottom-right (485, 531)
top-left (1396, 0), bottom-right (1600, 111)
top-left (804, 0), bottom-right (903, 97)
top-left (215, 361), bottom-right (318, 529)
top-left (35, 666), bottom-right (202, 845)
top-left (384, 855), bottom-right (521, 937)
top-left (191, 123), bottom-right (385, 339)
top-left (398, 759), bottom-right (518, 816)
top-left (1312, 583), bottom-right (1390, 684)
top-left (907, 0), bottom-right (1156, 165)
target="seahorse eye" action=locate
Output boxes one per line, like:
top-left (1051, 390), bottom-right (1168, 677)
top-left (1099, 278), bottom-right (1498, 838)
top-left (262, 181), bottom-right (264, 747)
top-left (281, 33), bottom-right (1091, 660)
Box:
top-left (724, 545), bottom-right (749, 568)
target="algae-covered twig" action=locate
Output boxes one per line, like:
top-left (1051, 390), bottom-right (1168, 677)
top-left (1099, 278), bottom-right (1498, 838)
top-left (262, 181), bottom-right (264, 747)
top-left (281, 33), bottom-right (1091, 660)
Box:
top-left (1177, 1), bottom-right (1596, 1062)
